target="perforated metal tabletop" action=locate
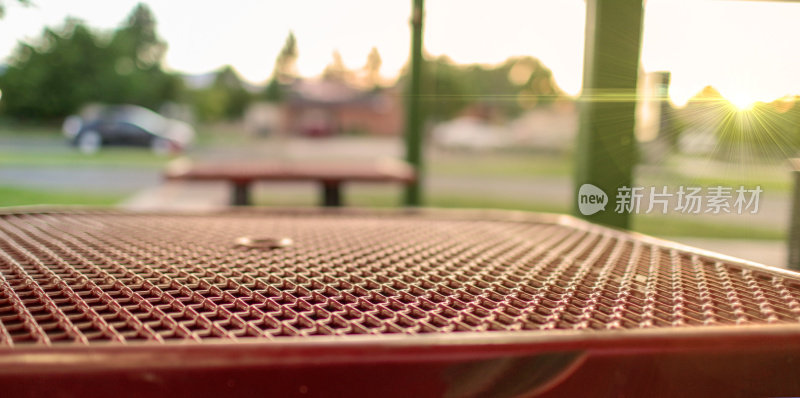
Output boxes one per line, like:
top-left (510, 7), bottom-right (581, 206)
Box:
top-left (1, 208), bottom-right (799, 397)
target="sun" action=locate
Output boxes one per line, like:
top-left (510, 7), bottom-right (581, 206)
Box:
top-left (727, 95), bottom-right (756, 111)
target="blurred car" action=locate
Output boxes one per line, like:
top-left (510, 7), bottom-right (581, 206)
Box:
top-left (62, 104), bottom-right (195, 154)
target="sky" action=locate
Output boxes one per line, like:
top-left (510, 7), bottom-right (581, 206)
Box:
top-left (1, 0), bottom-right (800, 106)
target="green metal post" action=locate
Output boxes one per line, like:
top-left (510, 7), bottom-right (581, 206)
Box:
top-left (789, 159), bottom-right (800, 270)
top-left (404, 0), bottom-right (424, 206)
top-left (574, 0), bottom-right (645, 228)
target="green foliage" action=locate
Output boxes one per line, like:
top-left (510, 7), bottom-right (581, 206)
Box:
top-left (260, 31), bottom-right (298, 103)
top-left (418, 57), bottom-right (468, 121)
top-left (399, 55), bottom-right (564, 122)
top-left (1, 21), bottom-right (105, 118)
top-left (364, 47), bottom-right (382, 88)
top-left (192, 65), bottom-right (251, 121)
top-left (0, 3), bottom-right (181, 120)
top-left (262, 78), bottom-right (284, 102)
top-left (273, 32), bottom-right (297, 82)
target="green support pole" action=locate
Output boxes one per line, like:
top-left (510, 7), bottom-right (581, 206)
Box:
top-left (574, 0), bottom-right (644, 229)
top-left (404, 0), bottom-right (424, 206)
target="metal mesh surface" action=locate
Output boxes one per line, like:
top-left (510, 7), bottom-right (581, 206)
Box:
top-left (1, 209), bottom-right (799, 347)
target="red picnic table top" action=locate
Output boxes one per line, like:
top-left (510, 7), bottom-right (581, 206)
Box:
top-left (1, 208), bottom-right (800, 396)
top-left (165, 158), bottom-right (416, 184)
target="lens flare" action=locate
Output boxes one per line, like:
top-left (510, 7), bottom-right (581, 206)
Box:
top-left (728, 95), bottom-right (756, 111)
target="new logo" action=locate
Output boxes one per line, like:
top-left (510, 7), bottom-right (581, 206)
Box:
top-left (578, 184), bottom-right (608, 215)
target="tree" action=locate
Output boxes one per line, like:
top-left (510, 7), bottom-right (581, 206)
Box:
top-left (364, 47), bottom-right (382, 88)
top-left (193, 65), bottom-right (251, 121)
top-left (0, 4), bottom-right (181, 120)
top-left (322, 50), bottom-right (351, 82)
top-left (397, 55), bottom-right (564, 123)
top-left (112, 3), bottom-right (165, 68)
top-left (262, 32), bottom-right (298, 102)
top-left (273, 32), bottom-right (297, 83)
top-left (105, 3), bottom-right (180, 109)
top-left (0, 20), bottom-right (112, 119)
top-left (418, 57), bottom-right (468, 121)
top-left (511, 57), bottom-right (561, 109)
top-left (214, 65), bottom-right (251, 119)
top-left (262, 78), bottom-right (283, 103)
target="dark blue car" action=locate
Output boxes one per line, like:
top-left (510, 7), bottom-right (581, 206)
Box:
top-left (63, 104), bottom-right (195, 154)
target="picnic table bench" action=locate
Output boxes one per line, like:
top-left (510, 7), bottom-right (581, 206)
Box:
top-left (164, 158), bottom-right (416, 206)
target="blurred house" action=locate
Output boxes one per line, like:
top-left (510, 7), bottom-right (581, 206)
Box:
top-left (283, 79), bottom-right (403, 137)
top-left (432, 101), bottom-right (578, 152)
top-left (509, 100), bottom-right (578, 151)
top-left (244, 103), bottom-right (283, 136)
top-left (431, 103), bottom-right (511, 151)
top-left (432, 116), bottom-right (512, 151)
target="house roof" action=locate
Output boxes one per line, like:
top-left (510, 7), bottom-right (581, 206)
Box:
top-left (288, 79), bottom-right (383, 107)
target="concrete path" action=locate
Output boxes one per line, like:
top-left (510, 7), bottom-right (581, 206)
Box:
top-left (122, 180), bottom-right (229, 211)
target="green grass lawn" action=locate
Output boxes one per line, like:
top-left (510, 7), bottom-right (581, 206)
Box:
top-left (430, 151), bottom-right (791, 193)
top-left (0, 186), bottom-right (123, 207)
top-left (429, 151), bottom-right (573, 178)
top-left (0, 148), bottom-right (175, 169)
top-left (638, 165), bottom-right (792, 194)
top-left (252, 190), bottom-right (783, 241)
